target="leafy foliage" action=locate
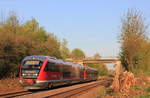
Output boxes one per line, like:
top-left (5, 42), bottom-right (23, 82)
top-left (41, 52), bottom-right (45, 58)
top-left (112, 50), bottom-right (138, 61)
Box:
top-left (86, 63), bottom-right (108, 76)
top-left (93, 52), bottom-right (101, 59)
top-left (0, 12), bottom-right (63, 78)
top-left (119, 9), bottom-right (150, 74)
top-left (60, 39), bottom-right (70, 59)
top-left (71, 48), bottom-right (85, 59)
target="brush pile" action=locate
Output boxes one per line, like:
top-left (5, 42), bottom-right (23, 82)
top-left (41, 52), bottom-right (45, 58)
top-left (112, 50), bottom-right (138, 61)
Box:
top-left (111, 61), bottom-right (135, 92)
top-left (111, 71), bottom-right (135, 92)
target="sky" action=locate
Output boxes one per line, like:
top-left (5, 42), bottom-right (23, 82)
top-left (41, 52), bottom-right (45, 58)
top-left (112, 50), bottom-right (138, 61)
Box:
top-left (0, 0), bottom-right (150, 57)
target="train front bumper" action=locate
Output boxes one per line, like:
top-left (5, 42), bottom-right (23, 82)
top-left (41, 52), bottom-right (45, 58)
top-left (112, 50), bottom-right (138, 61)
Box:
top-left (20, 80), bottom-right (49, 90)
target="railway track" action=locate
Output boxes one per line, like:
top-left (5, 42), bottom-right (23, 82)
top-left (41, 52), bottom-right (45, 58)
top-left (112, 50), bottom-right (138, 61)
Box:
top-left (0, 90), bottom-right (33, 98)
top-left (44, 78), bottom-right (113, 98)
top-left (44, 82), bottom-right (100, 98)
top-left (0, 77), bottom-right (113, 98)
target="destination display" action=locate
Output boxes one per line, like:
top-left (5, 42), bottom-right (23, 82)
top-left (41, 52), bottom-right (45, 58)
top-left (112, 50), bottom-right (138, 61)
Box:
top-left (25, 61), bottom-right (40, 65)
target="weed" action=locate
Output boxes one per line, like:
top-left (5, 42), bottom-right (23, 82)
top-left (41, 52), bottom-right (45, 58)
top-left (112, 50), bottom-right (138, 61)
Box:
top-left (146, 86), bottom-right (150, 92)
top-left (140, 94), bottom-right (150, 98)
top-left (131, 85), bottom-right (145, 90)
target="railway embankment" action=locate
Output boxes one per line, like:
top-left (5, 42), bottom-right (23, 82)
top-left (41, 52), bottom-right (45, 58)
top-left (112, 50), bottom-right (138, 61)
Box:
top-left (0, 76), bottom-right (113, 98)
top-left (0, 78), bottom-right (25, 94)
top-left (2, 75), bottom-right (150, 98)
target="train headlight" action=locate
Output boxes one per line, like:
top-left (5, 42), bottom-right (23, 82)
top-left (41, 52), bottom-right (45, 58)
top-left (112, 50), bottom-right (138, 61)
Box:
top-left (22, 74), bottom-right (25, 76)
top-left (35, 74), bottom-right (38, 76)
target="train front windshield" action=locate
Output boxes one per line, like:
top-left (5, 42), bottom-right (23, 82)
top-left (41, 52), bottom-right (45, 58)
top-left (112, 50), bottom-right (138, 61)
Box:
top-left (21, 60), bottom-right (43, 78)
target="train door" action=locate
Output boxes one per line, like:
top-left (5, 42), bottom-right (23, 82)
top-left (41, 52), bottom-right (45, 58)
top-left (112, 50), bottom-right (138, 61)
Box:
top-left (44, 62), bottom-right (61, 80)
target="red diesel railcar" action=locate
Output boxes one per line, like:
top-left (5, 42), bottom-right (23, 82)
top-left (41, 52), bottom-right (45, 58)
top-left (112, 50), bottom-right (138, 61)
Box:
top-left (19, 56), bottom-right (98, 89)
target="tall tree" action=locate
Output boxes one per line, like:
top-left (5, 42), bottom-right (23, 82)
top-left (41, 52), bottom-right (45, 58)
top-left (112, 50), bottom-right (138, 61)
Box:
top-left (71, 48), bottom-right (85, 59)
top-left (24, 18), bottom-right (39, 32)
top-left (23, 18), bottom-right (48, 42)
top-left (119, 9), bottom-right (150, 73)
top-left (93, 52), bottom-right (101, 59)
top-left (60, 39), bottom-right (70, 59)
top-left (0, 11), bottom-right (20, 34)
top-left (0, 11), bottom-right (64, 78)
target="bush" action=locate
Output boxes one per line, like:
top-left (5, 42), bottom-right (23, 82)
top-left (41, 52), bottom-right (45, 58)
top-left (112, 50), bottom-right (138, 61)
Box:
top-left (85, 63), bottom-right (108, 76)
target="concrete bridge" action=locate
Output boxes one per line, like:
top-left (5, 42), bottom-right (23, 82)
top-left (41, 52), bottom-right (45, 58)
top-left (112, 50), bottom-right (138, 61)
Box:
top-left (66, 58), bottom-right (121, 65)
top-left (66, 58), bottom-right (122, 71)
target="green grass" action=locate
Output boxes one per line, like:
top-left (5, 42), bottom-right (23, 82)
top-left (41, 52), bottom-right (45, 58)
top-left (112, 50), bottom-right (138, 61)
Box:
top-left (131, 86), bottom-right (150, 98)
top-left (131, 85), bottom-right (150, 91)
top-left (146, 87), bottom-right (150, 92)
top-left (131, 85), bottom-right (145, 90)
top-left (140, 94), bottom-right (150, 98)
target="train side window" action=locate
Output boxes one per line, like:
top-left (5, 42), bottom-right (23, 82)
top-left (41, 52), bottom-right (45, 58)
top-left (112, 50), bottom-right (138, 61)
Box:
top-left (62, 65), bottom-right (71, 77)
top-left (44, 62), bottom-right (59, 72)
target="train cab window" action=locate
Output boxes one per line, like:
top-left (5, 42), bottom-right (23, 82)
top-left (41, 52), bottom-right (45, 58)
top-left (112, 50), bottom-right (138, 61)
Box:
top-left (21, 60), bottom-right (43, 78)
top-left (44, 62), bottom-right (59, 72)
top-left (22, 60), bottom-right (42, 70)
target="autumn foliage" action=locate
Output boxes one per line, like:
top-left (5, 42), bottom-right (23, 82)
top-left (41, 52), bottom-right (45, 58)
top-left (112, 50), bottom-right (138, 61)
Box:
top-left (119, 9), bottom-right (150, 75)
top-left (0, 12), bottom-right (63, 79)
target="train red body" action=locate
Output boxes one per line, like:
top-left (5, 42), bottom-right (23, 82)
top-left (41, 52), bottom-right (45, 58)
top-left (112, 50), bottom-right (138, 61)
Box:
top-left (19, 56), bottom-right (98, 89)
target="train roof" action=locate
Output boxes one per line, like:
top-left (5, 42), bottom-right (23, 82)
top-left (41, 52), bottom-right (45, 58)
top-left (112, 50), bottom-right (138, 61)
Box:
top-left (22, 56), bottom-right (98, 71)
top-left (22, 55), bottom-right (46, 62)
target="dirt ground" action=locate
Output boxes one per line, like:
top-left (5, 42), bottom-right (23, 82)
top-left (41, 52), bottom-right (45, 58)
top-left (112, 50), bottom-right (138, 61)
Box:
top-left (0, 78), bottom-right (25, 94)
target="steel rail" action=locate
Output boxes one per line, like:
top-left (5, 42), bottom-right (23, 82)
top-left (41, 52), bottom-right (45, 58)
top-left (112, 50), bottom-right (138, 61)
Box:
top-left (44, 79), bottom-right (112, 98)
top-left (0, 90), bottom-right (33, 98)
